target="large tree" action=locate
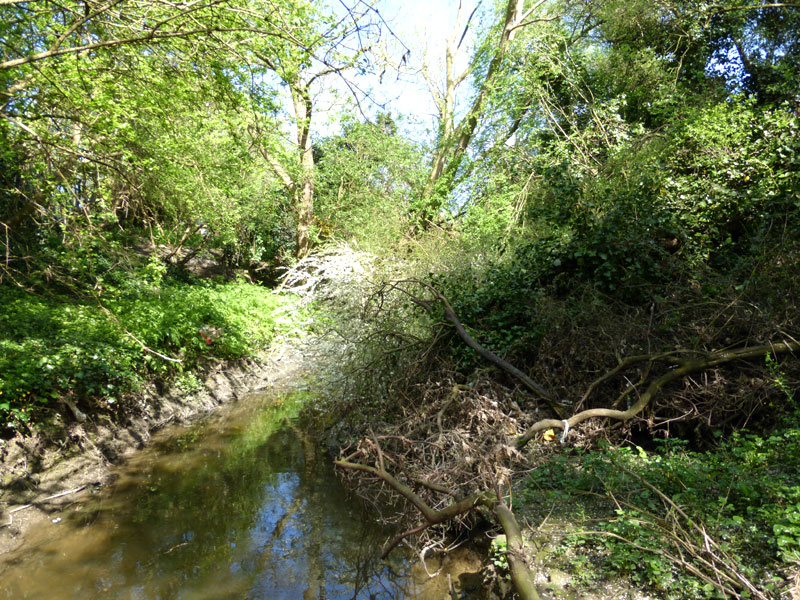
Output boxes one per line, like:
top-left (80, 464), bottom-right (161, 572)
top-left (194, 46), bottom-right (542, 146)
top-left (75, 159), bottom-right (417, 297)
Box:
top-left (0, 0), bottom-right (329, 276)
top-left (414, 0), bottom-right (555, 223)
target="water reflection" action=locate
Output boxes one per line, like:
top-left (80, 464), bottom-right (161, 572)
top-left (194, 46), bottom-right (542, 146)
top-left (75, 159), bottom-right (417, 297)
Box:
top-left (0, 393), bottom-right (415, 599)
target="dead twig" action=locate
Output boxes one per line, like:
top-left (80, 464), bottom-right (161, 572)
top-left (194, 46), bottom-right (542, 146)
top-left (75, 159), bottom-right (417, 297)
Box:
top-left (335, 455), bottom-right (541, 600)
top-left (1, 485), bottom-right (88, 528)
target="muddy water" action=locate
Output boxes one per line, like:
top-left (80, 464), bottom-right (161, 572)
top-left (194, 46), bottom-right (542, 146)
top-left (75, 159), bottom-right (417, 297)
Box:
top-left (0, 392), bottom-right (459, 599)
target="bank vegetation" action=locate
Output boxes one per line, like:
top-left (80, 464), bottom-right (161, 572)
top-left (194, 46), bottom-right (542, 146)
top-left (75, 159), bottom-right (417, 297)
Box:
top-left (2, 0), bottom-right (799, 598)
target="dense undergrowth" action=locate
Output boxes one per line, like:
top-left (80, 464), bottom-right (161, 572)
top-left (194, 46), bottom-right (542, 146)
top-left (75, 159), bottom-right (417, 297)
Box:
top-left (307, 157), bottom-right (800, 598)
top-left (0, 259), bottom-right (295, 437)
top-left (3, 1), bottom-right (800, 597)
top-left (416, 225), bottom-right (799, 597)
top-left (524, 419), bottom-right (800, 599)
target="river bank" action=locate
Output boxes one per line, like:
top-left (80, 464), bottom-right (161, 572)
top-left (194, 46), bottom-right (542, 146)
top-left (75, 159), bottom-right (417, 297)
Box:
top-left (0, 330), bottom-right (502, 600)
top-left (0, 340), bottom-right (306, 557)
top-left (4, 243), bottom-right (798, 599)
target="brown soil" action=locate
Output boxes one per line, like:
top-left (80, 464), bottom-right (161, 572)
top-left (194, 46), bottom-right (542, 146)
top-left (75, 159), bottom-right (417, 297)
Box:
top-left (0, 342), bottom-right (304, 557)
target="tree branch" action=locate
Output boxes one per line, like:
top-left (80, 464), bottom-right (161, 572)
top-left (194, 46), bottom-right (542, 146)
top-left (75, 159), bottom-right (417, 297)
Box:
top-left (387, 279), bottom-right (558, 409)
top-left (517, 340), bottom-right (800, 447)
top-left (508, 0), bottom-right (553, 32)
top-left (335, 456), bottom-right (541, 600)
top-left (249, 127), bottom-right (296, 192)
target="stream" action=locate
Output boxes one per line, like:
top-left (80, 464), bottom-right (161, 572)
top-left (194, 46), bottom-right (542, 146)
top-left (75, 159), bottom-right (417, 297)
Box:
top-left (0, 391), bottom-right (471, 599)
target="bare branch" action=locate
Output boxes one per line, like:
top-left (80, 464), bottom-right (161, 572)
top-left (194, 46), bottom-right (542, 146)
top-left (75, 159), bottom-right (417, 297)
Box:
top-left (508, 12), bottom-right (563, 33)
top-left (386, 279), bottom-right (558, 408)
top-left (517, 340), bottom-right (800, 447)
top-left (457, 2), bottom-right (482, 50)
top-left (336, 455), bottom-right (541, 600)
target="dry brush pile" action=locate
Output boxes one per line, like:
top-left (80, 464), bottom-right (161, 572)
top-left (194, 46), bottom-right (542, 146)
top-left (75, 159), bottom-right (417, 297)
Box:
top-left (283, 244), bottom-right (800, 599)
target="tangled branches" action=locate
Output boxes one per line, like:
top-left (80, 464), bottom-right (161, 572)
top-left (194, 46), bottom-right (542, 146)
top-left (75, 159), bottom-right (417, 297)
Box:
top-left (365, 279), bottom-right (800, 443)
top-left (517, 339), bottom-right (800, 447)
top-left (333, 277), bottom-right (799, 599)
top-left (334, 375), bottom-right (546, 600)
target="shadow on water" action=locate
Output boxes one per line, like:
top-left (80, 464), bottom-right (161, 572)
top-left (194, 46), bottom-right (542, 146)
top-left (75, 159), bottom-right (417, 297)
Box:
top-left (0, 392), bottom-right (422, 599)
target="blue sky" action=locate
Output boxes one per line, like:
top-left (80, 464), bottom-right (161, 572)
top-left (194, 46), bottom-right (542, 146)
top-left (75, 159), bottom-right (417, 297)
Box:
top-left (313, 0), bottom-right (492, 142)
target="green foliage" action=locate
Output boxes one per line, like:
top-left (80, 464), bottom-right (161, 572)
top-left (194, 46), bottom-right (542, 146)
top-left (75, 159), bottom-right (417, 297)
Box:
top-left (523, 430), bottom-right (800, 597)
top-left (314, 113), bottom-right (426, 250)
top-left (0, 272), bottom-right (293, 432)
top-left (436, 99), bottom-right (799, 376)
top-left (175, 373), bottom-right (205, 395)
top-left (766, 352), bottom-right (796, 406)
top-left (0, 0), bottom-right (316, 279)
top-left (489, 535), bottom-right (511, 575)
top-left (428, 253), bottom-right (548, 368)
top-left (664, 99), bottom-right (800, 267)
top-left (774, 504), bottom-right (800, 565)
top-left (448, 0), bottom-right (800, 310)
top-left (0, 0), bottom-right (323, 436)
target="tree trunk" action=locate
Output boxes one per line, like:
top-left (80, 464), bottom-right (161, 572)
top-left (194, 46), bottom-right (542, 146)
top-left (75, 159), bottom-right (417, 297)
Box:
top-left (293, 86), bottom-right (315, 258)
top-left (419, 0), bottom-right (527, 222)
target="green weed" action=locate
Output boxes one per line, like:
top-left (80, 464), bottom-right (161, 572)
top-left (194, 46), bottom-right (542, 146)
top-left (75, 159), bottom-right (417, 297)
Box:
top-left (0, 275), bottom-right (297, 432)
top-left (523, 431), bottom-right (800, 598)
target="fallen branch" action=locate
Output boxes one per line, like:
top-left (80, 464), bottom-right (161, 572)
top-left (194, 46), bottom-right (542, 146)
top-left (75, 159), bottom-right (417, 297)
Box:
top-left (632, 471), bottom-right (767, 600)
top-left (335, 453), bottom-right (542, 600)
top-left (569, 529), bottom-right (741, 597)
top-left (383, 279), bottom-right (560, 414)
top-left (569, 464), bottom-right (768, 599)
top-left (576, 351), bottom-right (692, 410)
top-left (334, 458), bottom-right (482, 534)
top-left (493, 501), bottom-right (541, 600)
top-left (517, 340), bottom-right (800, 447)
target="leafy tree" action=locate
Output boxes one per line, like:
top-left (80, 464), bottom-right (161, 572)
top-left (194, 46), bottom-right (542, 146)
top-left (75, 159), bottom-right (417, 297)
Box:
top-left (414, 0), bottom-right (558, 223)
top-left (418, 0), bottom-right (800, 358)
top-left (0, 0), bottom-right (288, 71)
top-left (314, 113), bottom-right (426, 248)
top-left (246, 1), bottom-right (385, 257)
top-left (0, 0), bottom-right (349, 279)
